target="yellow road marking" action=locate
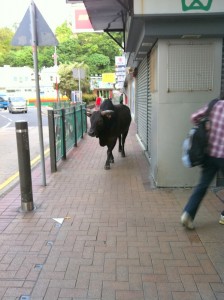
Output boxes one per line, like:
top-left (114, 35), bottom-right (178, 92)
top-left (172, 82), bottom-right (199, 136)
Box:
top-left (0, 148), bottom-right (50, 191)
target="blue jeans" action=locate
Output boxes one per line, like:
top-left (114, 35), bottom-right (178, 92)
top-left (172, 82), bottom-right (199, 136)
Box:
top-left (184, 156), bottom-right (224, 220)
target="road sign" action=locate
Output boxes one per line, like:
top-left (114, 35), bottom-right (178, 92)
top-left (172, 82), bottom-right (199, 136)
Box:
top-left (11, 0), bottom-right (58, 187)
top-left (11, 2), bottom-right (58, 46)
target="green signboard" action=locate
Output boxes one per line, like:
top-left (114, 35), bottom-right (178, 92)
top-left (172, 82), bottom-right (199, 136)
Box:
top-left (181, 0), bottom-right (213, 11)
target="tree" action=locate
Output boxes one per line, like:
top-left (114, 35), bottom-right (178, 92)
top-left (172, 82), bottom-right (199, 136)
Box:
top-left (0, 23), bottom-right (123, 95)
top-left (54, 24), bottom-right (123, 73)
top-left (76, 32), bottom-right (123, 73)
top-left (57, 38), bottom-right (81, 64)
top-left (0, 27), bottom-right (14, 66)
top-left (0, 23), bottom-right (123, 72)
top-left (38, 46), bottom-right (56, 68)
top-left (55, 22), bottom-right (74, 43)
top-left (5, 47), bottom-right (33, 67)
top-left (85, 53), bottom-right (110, 75)
top-left (58, 62), bottom-right (90, 99)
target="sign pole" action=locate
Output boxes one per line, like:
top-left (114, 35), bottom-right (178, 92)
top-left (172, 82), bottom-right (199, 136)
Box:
top-left (78, 68), bottom-right (81, 102)
top-left (53, 46), bottom-right (59, 102)
top-left (30, 0), bottom-right (46, 186)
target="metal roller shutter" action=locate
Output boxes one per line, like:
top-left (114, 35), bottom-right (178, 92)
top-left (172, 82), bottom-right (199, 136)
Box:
top-left (136, 56), bottom-right (148, 150)
top-left (147, 53), bottom-right (152, 158)
top-left (217, 39), bottom-right (224, 186)
top-left (221, 39), bottom-right (224, 97)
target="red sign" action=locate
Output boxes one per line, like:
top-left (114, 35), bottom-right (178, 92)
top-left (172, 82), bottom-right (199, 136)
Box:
top-left (72, 5), bottom-right (93, 33)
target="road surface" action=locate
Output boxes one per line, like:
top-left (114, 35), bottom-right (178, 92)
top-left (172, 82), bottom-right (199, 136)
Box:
top-left (0, 107), bottom-right (49, 195)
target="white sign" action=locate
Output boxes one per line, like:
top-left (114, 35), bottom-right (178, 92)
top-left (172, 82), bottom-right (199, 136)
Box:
top-left (72, 68), bottom-right (85, 79)
top-left (116, 76), bottom-right (126, 82)
top-left (115, 56), bottom-right (126, 66)
top-left (115, 82), bottom-right (124, 89)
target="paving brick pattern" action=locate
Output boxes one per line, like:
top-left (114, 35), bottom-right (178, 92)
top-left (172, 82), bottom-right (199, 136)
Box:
top-left (0, 122), bottom-right (223, 300)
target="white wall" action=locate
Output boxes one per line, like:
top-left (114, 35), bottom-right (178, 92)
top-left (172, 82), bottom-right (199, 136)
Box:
top-left (150, 38), bottom-right (222, 187)
top-left (133, 0), bottom-right (224, 15)
top-left (0, 65), bottom-right (57, 97)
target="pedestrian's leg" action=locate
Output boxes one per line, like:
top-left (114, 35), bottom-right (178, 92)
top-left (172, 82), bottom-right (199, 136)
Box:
top-left (183, 157), bottom-right (218, 220)
top-left (218, 158), bottom-right (224, 224)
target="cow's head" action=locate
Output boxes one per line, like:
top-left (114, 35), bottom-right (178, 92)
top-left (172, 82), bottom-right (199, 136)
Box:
top-left (88, 110), bottom-right (114, 138)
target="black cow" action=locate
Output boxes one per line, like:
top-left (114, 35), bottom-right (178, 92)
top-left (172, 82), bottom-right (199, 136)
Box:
top-left (87, 99), bottom-right (131, 170)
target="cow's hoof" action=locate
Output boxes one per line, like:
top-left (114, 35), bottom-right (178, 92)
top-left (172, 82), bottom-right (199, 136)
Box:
top-left (104, 165), bottom-right (110, 170)
top-left (121, 153), bottom-right (125, 157)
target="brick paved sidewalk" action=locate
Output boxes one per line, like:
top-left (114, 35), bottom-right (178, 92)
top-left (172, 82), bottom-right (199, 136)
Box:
top-left (0, 122), bottom-right (223, 300)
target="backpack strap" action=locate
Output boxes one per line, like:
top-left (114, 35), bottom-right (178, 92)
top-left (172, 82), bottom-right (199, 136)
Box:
top-left (205, 98), bottom-right (219, 118)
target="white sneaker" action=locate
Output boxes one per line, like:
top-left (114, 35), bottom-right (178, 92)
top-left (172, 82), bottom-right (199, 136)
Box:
top-left (181, 211), bottom-right (194, 230)
top-left (219, 212), bottom-right (224, 225)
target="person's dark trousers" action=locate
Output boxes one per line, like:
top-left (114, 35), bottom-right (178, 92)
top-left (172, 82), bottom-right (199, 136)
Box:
top-left (184, 156), bottom-right (224, 220)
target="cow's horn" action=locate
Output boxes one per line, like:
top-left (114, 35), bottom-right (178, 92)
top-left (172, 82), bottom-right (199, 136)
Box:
top-left (101, 110), bottom-right (114, 116)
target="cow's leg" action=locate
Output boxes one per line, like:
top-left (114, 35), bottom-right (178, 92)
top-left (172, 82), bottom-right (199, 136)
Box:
top-left (105, 148), bottom-right (112, 170)
top-left (120, 131), bottom-right (128, 157)
top-left (109, 150), bottom-right (114, 163)
top-left (105, 139), bottom-right (117, 170)
top-left (118, 135), bottom-right (122, 152)
top-left (106, 148), bottom-right (114, 164)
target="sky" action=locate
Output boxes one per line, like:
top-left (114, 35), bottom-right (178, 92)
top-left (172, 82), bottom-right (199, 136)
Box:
top-left (0, 0), bottom-right (70, 31)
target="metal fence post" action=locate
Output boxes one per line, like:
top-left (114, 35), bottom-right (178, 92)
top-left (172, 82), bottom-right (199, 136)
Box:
top-left (15, 121), bottom-right (34, 212)
top-left (73, 106), bottom-right (77, 147)
top-left (61, 108), bottom-right (66, 159)
top-left (48, 110), bottom-right (57, 172)
top-left (80, 104), bottom-right (84, 138)
top-left (84, 103), bottom-right (87, 133)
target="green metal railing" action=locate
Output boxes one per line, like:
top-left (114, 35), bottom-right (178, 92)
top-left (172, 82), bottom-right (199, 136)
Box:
top-left (48, 103), bottom-right (87, 172)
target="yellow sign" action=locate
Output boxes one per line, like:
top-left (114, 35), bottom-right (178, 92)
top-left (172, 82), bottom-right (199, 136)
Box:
top-left (102, 73), bottom-right (116, 83)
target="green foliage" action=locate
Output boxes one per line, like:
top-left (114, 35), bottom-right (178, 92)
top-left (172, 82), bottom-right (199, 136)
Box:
top-left (85, 53), bottom-right (110, 75)
top-left (5, 47), bottom-right (33, 67)
top-left (82, 93), bottom-right (95, 104)
top-left (58, 62), bottom-right (90, 99)
top-left (0, 23), bottom-right (122, 70)
top-left (57, 38), bottom-right (81, 64)
top-left (0, 23), bottom-right (123, 95)
top-left (0, 27), bottom-right (14, 66)
top-left (55, 22), bottom-right (74, 43)
top-left (38, 46), bottom-right (56, 68)
top-left (75, 32), bottom-right (123, 73)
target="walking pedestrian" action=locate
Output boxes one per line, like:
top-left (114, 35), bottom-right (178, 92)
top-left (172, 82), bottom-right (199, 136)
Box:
top-left (95, 96), bottom-right (102, 111)
top-left (181, 93), bottom-right (224, 229)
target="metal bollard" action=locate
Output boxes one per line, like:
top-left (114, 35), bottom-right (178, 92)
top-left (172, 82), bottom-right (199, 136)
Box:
top-left (15, 121), bottom-right (34, 212)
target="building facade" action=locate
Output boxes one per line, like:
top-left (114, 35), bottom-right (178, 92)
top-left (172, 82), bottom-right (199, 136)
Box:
top-left (125, 0), bottom-right (224, 187)
top-left (75, 0), bottom-right (224, 187)
top-left (0, 65), bottom-right (58, 99)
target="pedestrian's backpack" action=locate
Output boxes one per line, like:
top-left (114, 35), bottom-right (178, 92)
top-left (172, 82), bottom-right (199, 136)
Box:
top-left (182, 98), bottom-right (219, 168)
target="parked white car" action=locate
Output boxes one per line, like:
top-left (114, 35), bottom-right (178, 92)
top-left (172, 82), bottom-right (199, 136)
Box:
top-left (8, 96), bottom-right (27, 113)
